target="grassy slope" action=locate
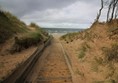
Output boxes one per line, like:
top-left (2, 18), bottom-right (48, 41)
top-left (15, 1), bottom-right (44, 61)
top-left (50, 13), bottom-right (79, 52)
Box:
top-left (0, 11), bottom-right (49, 81)
top-left (0, 11), bottom-right (28, 43)
top-left (61, 20), bottom-right (118, 83)
top-left (0, 11), bottom-right (48, 53)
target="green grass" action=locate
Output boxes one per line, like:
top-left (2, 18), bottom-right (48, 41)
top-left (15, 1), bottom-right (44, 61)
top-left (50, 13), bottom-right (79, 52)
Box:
top-left (0, 10), bottom-right (49, 53)
top-left (10, 30), bottom-right (48, 53)
top-left (0, 11), bottom-right (29, 43)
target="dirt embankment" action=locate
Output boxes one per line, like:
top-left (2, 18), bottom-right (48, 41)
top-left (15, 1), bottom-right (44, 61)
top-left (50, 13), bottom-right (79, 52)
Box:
top-left (61, 20), bottom-right (118, 83)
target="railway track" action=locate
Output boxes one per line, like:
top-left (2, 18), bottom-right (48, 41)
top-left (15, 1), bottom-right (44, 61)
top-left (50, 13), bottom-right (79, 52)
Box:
top-left (2, 36), bottom-right (73, 83)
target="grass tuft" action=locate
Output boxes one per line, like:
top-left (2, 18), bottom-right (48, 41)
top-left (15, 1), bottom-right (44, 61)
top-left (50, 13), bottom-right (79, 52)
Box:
top-left (78, 42), bottom-right (90, 59)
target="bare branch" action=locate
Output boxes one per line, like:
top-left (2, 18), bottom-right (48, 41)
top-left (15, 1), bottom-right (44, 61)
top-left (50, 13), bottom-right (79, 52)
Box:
top-left (96, 0), bottom-right (104, 22)
top-left (110, 0), bottom-right (118, 21)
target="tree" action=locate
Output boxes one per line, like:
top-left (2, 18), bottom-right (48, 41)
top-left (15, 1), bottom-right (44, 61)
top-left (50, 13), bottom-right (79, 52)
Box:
top-left (106, 0), bottom-right (118, 21)
top-left (110, 0), bottom-right (118, 21)
top-left (96, 0), bottom-right (104, 22)
top-left (115, 5), bottom-right (118, 19)
top-left (96, 0), bottom-right (118, 22)
top-left (114, 1), bottom-right (118, 19)
top-left (107, 0), bottom-right (114, 21)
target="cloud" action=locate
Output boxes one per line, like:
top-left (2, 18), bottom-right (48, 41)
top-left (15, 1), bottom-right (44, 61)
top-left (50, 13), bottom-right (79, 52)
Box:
top-left (21, 1), bottom-right (100, 28)
top-left (0, 0), bottom-right (102, 28)
top-left (0, 0), bottom-right (77, 17)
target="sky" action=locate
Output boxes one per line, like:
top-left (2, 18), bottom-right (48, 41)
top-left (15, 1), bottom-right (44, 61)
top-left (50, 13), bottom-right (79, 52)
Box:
top-left (0, 0), bottom-right (106, 28)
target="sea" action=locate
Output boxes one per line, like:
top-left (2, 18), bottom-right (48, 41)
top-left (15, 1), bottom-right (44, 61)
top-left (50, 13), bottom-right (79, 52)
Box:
top-left (42, 28), bottom-right (84, 34)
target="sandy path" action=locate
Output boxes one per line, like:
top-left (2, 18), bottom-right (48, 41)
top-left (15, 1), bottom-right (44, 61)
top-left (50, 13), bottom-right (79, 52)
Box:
top-left (27, 35), bottom-right (72, 83)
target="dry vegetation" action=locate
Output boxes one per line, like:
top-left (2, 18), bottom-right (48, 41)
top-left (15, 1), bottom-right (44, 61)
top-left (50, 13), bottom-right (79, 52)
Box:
top-left (61, 19), bottom-right (118, 83)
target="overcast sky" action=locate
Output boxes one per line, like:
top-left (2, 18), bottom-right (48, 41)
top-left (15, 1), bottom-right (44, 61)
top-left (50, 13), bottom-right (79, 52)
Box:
top-left (0, 0), bottom-right (106, 28)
